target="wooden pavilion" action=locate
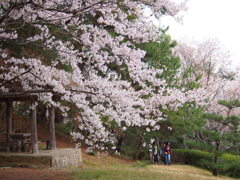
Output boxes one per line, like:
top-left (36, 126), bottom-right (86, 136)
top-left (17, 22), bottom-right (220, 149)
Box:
top-left (0, 91), bottom-right (56, 154)
top-left (0, 91), bottom-right (82, 168)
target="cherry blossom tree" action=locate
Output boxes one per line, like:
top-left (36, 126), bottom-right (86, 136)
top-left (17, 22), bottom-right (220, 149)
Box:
top-left (0, 0), bottom-right (197, 149)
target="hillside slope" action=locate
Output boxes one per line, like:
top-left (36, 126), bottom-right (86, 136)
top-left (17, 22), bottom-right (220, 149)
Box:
top-left (76, 153), bottom-right (236, 180)
top-left (0, 123), bottom-right (237, 180)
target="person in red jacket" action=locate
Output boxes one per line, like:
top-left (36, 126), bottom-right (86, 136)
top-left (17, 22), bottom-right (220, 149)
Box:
top-left (164, 142), bottom-right (171, 165)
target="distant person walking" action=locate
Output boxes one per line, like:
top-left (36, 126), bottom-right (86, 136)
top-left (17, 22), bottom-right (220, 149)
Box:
top-left (164, 142), bottom-right (171, 166)
top-left (149, 144), bottom-right (153, 163)
top-left (153, 141), bottom-right (159, 164)
top-left (160, 142), bottom-right (166, 165)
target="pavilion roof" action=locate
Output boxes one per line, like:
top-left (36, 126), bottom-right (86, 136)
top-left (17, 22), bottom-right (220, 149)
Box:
top-left (0, 92), bottom-right (38, 101)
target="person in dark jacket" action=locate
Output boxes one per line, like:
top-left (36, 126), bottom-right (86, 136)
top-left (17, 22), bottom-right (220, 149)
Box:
top-left (160, 142), bottom-right (166, 165)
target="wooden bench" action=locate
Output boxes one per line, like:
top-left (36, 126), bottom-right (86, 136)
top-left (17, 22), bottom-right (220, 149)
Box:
top-left (10, 133), bottom-right (31, 152)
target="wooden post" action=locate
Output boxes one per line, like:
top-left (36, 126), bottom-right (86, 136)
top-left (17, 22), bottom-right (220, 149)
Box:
top-left (6, 101), bottom-right (13, 152)
top-left (31, 105), bottom-right (39, 154)
top-left (49, 106), bottom-right (56, 150)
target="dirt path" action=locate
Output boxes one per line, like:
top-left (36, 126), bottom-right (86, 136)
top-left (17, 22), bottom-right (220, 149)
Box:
top-left (0, 167), bottom-right (73, 180)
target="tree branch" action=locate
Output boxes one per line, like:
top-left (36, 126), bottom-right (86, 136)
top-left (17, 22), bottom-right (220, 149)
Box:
top-left (0, 68), bottom-right (32, 88)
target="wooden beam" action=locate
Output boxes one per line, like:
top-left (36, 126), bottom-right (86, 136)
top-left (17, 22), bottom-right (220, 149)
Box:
top-left (49, 106), bottom-right (56, 150)
top-left (31, 105), bottom-right (39, 154)
top-left (0, 94), bottom-right (38, 102)
top-left (6, 101), bottom-right (13, 152)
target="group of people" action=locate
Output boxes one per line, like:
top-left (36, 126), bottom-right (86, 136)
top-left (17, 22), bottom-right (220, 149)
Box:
top-left (152, 141), bottom-right (171, 165)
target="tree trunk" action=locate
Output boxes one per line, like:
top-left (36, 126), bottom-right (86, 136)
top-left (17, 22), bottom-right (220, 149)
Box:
top-left (31, 105), bottom-right (39, 154)
top-left (212, 140), bottom-right (220, 176)
top-left (6, 101), bottom-right (13, 152)
top-left (49, 106), bottom-right (56, 150)
top-left (134, 137), bottom-right (143, 160)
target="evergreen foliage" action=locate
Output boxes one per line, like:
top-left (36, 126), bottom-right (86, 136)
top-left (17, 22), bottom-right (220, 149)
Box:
top-left (173, 149), bottom-right (240, 178)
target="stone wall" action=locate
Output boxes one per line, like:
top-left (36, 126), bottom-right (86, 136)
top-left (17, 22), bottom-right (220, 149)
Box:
top-left (0, 148), bottom-right (82, 168)
top-left (51, 148), bottom-right (82, 168)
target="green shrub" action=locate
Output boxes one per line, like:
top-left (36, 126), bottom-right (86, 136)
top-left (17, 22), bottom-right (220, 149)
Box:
top-left (87, 151), bottom-right (96, 156)
top-left (173, 149), bottom-right (213, 170)
top-left (219, 153), bottom-right (240, 178)
top-left (173, 149), bottom-right (240, 178)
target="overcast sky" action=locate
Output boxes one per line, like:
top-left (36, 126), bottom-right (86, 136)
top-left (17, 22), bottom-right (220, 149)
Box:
top-left (161, 0), bottom-right (240, 67)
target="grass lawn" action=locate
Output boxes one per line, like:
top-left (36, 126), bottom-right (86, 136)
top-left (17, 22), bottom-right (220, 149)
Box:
top-left (71, 153), bottom-right (236, 180)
